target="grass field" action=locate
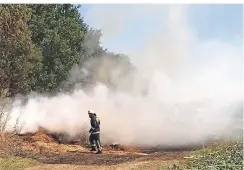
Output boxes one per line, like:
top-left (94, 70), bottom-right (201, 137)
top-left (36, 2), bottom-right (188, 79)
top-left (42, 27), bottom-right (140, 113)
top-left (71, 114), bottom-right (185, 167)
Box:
top-left (0, 139), bottom-right (242, 170)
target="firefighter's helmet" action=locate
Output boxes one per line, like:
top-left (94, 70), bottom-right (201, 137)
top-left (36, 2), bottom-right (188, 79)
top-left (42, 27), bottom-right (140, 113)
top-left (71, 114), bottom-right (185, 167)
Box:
top-left (88, 110), bottom-right (95, 115)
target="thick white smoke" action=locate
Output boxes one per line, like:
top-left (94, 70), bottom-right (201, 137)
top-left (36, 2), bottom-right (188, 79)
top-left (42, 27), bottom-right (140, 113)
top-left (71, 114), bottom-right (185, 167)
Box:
top-left (5, 5), bottom-right (243, 148)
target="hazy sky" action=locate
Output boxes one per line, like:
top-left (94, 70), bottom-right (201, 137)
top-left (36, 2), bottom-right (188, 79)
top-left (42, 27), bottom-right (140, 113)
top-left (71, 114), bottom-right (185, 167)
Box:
top-left (79, 4), bottom-right (243, 54)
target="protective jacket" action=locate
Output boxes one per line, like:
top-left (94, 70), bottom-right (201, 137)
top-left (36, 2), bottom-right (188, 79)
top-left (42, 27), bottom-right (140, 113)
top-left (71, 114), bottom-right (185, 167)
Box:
top-left (89, 115), bottom-right (100, 134)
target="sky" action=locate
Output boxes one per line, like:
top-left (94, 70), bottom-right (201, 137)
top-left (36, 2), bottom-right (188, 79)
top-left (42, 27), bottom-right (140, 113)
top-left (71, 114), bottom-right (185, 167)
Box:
top-left (79, 4), bottom-right (243, 54)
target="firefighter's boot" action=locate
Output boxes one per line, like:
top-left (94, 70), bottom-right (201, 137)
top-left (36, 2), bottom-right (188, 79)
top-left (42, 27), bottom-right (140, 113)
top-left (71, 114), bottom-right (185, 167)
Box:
top-left (95, 147), bottom-right (102, 154)
top-left (95, 150), bottom-right (102, 154)
top-left (90, 146), bottom-right (96, 151)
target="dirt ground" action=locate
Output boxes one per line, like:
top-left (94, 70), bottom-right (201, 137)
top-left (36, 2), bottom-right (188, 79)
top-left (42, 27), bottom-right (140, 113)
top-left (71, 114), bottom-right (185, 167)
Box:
top-left (9, 131), bottom-right (194, 170)
top-left (25, 150), bottom-right (188, 170)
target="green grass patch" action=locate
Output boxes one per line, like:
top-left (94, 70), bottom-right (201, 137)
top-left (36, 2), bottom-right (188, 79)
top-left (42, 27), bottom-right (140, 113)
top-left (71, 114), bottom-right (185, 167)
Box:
top-left (167, 140), bottom-right (243, 170)
top-left (0, 157), bottom-right (38, 170)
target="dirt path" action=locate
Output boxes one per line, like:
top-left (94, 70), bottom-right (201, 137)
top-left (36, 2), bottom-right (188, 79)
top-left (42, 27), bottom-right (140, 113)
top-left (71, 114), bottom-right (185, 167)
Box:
top-left (25, 150), bottom-right (189, 170)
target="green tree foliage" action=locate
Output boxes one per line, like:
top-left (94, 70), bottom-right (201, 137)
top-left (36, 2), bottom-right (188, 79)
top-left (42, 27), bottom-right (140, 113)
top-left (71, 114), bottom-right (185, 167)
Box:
top-left (28, 4), bottom-right (91, 92)
top-left (60, 27), bottom-right (107, 91)
top-left (0, 4), bottom-right (133, 95)
top-left (80, 28), bottom-right (105, 62)
top-left (0, 5), bottom-right (43, 96)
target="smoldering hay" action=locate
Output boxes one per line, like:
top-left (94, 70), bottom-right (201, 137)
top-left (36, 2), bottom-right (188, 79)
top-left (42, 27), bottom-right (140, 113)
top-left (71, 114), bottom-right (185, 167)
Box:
top-left (4, 5), bottom-right (243, 148)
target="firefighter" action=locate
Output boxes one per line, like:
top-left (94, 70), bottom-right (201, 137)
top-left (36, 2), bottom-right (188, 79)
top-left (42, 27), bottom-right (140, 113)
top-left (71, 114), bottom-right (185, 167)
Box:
top-left (88, 110), bottom-right (102, 154)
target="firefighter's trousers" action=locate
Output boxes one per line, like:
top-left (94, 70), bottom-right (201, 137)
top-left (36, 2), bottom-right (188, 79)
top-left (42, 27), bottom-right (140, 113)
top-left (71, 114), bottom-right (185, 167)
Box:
top-left (89, 132), bottom-right (102, 151)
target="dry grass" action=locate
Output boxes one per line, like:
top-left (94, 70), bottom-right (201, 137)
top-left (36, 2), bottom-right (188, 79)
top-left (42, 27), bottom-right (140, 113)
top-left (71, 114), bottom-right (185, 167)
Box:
top-left (0, 101), bottom-right (36, 170)
top-left (26, 158), bottom-right (185, 170)
top-left (0, 107), bottom-right (24, 157)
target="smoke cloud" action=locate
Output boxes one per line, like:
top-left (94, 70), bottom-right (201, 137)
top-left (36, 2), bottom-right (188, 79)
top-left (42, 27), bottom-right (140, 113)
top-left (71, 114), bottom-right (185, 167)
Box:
top-left (4, 5), bottom-right (243, 148)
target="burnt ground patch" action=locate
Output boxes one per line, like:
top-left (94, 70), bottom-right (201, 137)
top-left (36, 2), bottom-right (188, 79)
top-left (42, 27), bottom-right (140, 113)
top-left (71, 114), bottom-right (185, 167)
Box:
top-left (28, 152), bottom-right (144, 165)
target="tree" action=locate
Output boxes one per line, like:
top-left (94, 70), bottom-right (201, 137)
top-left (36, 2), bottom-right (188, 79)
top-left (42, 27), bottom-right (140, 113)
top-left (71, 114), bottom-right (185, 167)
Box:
top-left (60, 27), bottom-right (107, 91)
top-left (28, 4), bottom-right (90, 92)
top-left (0, 5), bottom-right (43, 96)
top-left (0, 4), bottom-right (134, 95)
